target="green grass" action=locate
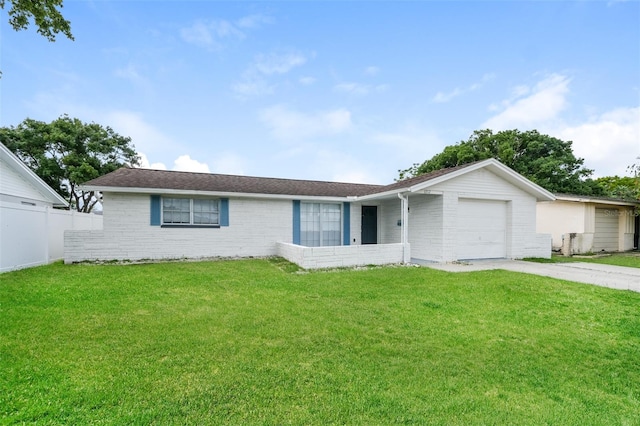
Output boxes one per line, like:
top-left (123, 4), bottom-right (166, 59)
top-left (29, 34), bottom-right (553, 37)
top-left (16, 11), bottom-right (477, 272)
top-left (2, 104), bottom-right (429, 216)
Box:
top-left (528, 252), bottom-right (640, 268)
top-left (2, 259), bottom-right (639, 425)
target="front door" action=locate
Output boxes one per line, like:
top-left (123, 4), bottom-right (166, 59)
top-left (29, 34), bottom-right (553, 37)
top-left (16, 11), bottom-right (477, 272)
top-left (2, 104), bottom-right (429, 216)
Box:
top-left (361, 206), bottom-right (378, 244)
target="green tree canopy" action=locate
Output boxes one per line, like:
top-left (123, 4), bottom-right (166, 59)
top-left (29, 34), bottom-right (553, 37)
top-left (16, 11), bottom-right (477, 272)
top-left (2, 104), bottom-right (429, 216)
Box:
top-left (0, 115), bottom-right (140, 212)
top-left (595, 176), bottom-right (639, 201)
top-left (1, 0), bottom-right (73, 41)
top-left (399, 129), bottom-right (603, 196)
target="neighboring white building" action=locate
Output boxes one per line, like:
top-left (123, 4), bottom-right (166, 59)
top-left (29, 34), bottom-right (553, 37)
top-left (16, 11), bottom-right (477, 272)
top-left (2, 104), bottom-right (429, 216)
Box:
top-left (65, 158), bottom-right (555, 268)
top-left (1, 142), bottom-right (102, 272)
top-left (537, 194), bottom-right (638, 254)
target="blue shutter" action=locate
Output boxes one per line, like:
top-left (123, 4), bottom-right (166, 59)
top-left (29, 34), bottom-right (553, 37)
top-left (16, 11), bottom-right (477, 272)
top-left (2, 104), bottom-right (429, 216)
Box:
top-left (343, 202), bottom-right (351, 246)
top-left (220, 198), bottom-right (229, 226)
top-left (150, 195), bottom-right (161, 226)
top-left (293, 200), bottom-right (301, 245)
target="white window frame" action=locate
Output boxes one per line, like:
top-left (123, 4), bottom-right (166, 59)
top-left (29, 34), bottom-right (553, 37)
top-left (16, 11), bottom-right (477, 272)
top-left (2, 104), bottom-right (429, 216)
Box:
top-left (300, 202), bottom-right (343, 247)
top-left (161, 197), bottom-right (220, 226)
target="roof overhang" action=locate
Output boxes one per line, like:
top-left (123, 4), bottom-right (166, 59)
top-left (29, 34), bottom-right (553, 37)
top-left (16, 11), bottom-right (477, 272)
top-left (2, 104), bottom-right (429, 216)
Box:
top-left (0, 143), bottom-right (68, 207)
top-left (356, 158), bottom-right (556, 202)
top-left (80, 185), bottom-right (354, 203)
top-left (553, 194), bottom-right (639, 207)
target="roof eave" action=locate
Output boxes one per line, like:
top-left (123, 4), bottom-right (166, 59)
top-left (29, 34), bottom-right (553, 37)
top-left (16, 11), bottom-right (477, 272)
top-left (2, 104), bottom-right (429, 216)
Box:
top-left (0, 143), bottom-right (69, 207)
top-left (81, 185), bottom-right (353, 202)
top-left (554, 195), bottom-right (639, 206)
top-left (408, 159), bottom-right (556, 201)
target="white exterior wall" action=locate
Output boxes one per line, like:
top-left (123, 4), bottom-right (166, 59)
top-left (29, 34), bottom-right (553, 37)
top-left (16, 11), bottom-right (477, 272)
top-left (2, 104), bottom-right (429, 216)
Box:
top-left (277, 242), bottom-right (404, 269)
top-left (348, 200), bottom-right (403, 246)
top-left (537, 201), bottom-right (636, 253)
top-left (537, 201), bottom-right (588, 250)
top-left (408, 195), bottom-right (443, 261)
top-left (379, 199), bottom-right (402, 244)
top-left (65, 193), bottom-right (292, 263)
top-left (0, 156), bottom-right (51, 205)
top-left (410, 168), bottom-right (550, 261)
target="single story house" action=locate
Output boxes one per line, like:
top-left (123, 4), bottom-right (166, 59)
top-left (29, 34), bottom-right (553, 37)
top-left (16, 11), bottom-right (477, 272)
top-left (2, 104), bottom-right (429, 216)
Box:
top-left (1, 142), bottom-right (68, 271)
top-left (64, 158), bottom-right (555, 268)
top-left (537, 194), bottom-right (638, 254)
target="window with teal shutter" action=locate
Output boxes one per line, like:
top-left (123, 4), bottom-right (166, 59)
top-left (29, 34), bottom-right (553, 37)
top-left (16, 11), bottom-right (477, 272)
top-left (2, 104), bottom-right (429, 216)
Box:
top-left (151, 195), bottom-right (228, 227)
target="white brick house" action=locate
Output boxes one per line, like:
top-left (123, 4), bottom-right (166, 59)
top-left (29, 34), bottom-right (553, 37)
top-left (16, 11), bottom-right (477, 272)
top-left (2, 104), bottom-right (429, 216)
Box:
top-left (64, 158), bottom-right (555, 268)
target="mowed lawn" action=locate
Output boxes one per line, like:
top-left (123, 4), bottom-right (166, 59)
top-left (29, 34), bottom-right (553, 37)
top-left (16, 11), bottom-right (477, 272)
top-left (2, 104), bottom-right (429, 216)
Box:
top-left (1, 259), bottom-right (639, 425)
top-left (530, 252), bottom-right (640, 269)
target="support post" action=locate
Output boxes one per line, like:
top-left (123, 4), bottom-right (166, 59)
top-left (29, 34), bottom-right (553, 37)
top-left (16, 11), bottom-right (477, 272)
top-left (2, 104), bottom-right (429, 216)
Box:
top-left (398, 193), bottom-right (410, 263)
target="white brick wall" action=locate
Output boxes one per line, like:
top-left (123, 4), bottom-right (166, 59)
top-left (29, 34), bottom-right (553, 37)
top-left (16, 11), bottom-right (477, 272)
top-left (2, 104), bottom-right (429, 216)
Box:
top-left (408, 195), bottom-right (443, 261)
top-left (65, 193), bottom-right (292, 263)
top-left (409, 168), bottom-right (551, 261)
top-left (277, 242), bottom-right (405, 269)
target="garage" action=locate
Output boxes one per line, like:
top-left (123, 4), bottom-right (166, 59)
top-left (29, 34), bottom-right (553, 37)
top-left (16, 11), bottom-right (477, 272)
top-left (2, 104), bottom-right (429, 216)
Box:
top-left (593, 208), bottom-right (619, 252)
top-left (456, 199), bottom-right (507, 260)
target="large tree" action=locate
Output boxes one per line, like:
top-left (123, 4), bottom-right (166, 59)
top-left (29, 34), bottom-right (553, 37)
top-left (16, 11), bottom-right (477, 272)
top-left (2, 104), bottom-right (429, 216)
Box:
top-left (0, 115), bottom-right (140, 212)
top-left (1, 0), bottom-right (73, 41)
top-left (595, 176), bottom-right (639, 201)
top-left (399, 129), bottom-right (603, 195)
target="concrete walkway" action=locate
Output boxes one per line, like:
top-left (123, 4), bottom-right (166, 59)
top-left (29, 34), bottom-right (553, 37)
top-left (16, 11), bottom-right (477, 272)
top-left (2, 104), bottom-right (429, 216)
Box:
top-left (426, 260), bottom-right (640, 293)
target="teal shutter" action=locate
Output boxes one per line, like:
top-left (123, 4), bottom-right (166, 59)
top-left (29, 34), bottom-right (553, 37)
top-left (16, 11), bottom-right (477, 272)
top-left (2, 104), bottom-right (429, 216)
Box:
top-left (343, 202), bottom-right (350, 245)
top-left (150, 195), bottom-right (161, 226)
top-left (220, 198), bottom-right (229, 226)
top-left (293, 200), bottom-right (301, 244)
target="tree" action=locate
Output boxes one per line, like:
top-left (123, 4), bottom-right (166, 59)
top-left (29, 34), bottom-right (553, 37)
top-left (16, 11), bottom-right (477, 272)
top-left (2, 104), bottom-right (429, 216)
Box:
top-left (1, 0), bottom-right (73, 41)
top-left (0, 115), bottom-right (140, 212)
top-left (399, 129), bottom-right (603, 195)
top-left (595, 176), bottom-right (639, 201)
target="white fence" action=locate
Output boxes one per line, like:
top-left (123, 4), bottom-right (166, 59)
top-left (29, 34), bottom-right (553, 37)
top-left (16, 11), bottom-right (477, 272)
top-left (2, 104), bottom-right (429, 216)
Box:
top-left (0, 201), bottom-right (103, 273)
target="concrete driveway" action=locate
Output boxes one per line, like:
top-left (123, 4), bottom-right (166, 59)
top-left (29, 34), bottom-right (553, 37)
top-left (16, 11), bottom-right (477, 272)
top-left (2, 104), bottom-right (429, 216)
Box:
top-left (426, 260), bottom-right (640, 293)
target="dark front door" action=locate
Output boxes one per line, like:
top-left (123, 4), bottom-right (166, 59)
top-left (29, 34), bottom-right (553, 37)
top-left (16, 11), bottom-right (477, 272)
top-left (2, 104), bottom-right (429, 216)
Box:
top-left (361, 206), bottom-right (378, 244)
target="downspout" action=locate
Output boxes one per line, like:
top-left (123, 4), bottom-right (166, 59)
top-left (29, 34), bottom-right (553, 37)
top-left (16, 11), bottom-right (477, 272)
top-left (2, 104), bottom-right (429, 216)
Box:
top-left (398, 192), bottom-right (410, 264)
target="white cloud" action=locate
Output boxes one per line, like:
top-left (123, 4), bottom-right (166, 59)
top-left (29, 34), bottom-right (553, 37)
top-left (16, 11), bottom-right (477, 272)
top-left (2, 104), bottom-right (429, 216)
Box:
top-left (554, 107), bottom-right (640, 177)
top-left (372, 123), bottom-right (446, 169)
top-left (254, 52), bottom-right (307, 75)
top-left (365, 66), bottom-right (380, 76)
top-left (299, 76), bottom-right (316, 85)
top-left (211, 152), bottom-right (248, 175)
top-left (432, 87), bottom-right (464, 103)
top-left (481, 73), bottom-right (639, 177)
top-left (231, 79), bottom-right (274, 97)
top-left (114, 64), bottom-right (144, 83)
top-left (180, 14), bottom-right (272, 50)
top-left (334, 82), bottom-right (388, 96)
top-left (236, 14), bottom-right (273, 29)
top-left (172, 155), bottom-right (211, 173)
top-left (432, 73), bottom-right (495, 103)
top-left (138, 152), bottom-right (167, 170)
top-left (104, 110), bottom-right (175, 155)
top-left (482, 73), bottom-right (570, 130)
top-left (232, 51), bottom-right (309, 97)
top-left (259, 105), bottom-right (352, 140)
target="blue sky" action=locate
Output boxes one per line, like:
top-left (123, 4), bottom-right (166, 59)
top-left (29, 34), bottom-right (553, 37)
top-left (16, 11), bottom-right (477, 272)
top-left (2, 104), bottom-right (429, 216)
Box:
top-left (1, 0), bottom-right (639, 184)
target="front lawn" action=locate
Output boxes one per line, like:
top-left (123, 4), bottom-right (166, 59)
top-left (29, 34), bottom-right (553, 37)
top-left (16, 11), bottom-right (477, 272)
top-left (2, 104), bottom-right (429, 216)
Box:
top-left (529, 252), bottom-right (640, 268)
top-left (1, 259), bottom-right (639, 424)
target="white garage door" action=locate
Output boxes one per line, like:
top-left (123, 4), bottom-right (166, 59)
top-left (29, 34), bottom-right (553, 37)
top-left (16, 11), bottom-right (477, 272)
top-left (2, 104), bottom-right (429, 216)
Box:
top-left (593, 208), bottom-right (619, 252)
top-left (457, 199), bottom-right (507, 260)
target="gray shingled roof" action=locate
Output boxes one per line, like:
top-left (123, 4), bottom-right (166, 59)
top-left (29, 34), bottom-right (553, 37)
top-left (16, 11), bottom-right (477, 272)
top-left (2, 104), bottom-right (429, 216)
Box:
top-left (82, 162), bottom-right (477, 198)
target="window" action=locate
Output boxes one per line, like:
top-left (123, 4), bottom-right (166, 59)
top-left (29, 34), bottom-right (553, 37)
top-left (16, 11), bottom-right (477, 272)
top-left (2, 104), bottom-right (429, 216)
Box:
top-left (162, 197), bottom-right (219, 226)
top-left (301, 203), bottom-right (341, 247)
